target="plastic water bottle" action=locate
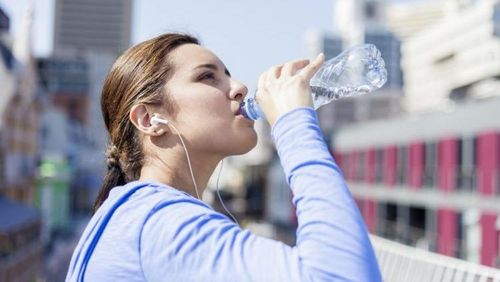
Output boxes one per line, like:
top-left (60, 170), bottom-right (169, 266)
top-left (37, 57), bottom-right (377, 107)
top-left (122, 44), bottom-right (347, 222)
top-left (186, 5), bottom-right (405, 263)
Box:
top-left (239, 44), bottom-right (388, 120)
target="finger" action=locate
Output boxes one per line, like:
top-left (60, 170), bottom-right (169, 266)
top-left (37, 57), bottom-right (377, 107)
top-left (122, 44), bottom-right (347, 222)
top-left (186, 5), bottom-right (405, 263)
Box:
top-left (282, 59), bottom-right (309, 77)
top-left (271, 65), bottom-right (283, 79)
top-left (300, 53), bottom-right (325, 80)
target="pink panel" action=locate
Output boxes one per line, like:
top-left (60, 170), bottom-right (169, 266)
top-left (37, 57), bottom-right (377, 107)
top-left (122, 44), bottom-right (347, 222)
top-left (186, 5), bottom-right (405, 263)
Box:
top-left (364, 201), bottom-right (377, 233)
top-left (338, 152), bottom-right (347, 173)
top-left (477, 133), bottom-right (499, 196)
top-left (438, 209), bottom-right (458, 256)
top-left (365, 149), bottom-right (376, 183)
top-left (477, 132), bottom-right (500, 266)
top-left (364, 149), bottom-right (377, 232)
top-left (333, 150), bottom-right (343, 168)
top-left (437, 138), bottom-right (458, 257)
top-left (343, 152), bottom-right (350, 180)
top-left (438, 138), bottom-right (458, 192)
top-left (409, 142), bottom-right (424, 189)
top-left (480, 213), bottom-right (498, 266)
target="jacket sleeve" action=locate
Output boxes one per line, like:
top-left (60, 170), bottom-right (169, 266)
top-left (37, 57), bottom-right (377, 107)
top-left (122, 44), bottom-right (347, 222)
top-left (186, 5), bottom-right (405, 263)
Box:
top-left (139, 107), bottom-right (382, 282)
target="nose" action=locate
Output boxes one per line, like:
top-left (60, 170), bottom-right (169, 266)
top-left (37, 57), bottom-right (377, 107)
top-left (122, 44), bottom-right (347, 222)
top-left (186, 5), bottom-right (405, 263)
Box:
top-left (229, 79), bottom-right (248, 102)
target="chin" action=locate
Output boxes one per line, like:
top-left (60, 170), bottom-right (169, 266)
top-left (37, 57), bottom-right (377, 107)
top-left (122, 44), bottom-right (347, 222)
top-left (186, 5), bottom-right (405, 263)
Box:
top-left (231, 130), bottom-right (258, 155)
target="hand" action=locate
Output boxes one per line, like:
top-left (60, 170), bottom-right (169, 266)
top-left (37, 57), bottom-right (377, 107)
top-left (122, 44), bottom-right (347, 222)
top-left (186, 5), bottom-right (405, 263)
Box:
top-left (255, 53), bottom-right (324, 126)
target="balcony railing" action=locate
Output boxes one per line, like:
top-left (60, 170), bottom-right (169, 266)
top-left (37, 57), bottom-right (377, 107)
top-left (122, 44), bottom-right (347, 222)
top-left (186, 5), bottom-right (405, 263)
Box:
top-left (371, 235), bottom-right (500, 282)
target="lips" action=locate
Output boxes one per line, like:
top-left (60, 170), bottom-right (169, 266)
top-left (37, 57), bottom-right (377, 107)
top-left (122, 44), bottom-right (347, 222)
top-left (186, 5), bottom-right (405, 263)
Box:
top-left (235, 107), bottom-right (242, 116)
top-left (233, 102), bottom-right (244, 116)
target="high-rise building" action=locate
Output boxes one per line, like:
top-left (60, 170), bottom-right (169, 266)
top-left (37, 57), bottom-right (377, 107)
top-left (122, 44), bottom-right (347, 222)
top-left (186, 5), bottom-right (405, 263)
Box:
top-left (49, 0), bottom-right (133, 211)
top-left (303, 0), bottom-right (402, 132)
top-left (0, 6), bottom-right (9, 32)
top-left (401, 0), bottom-right (500, 113)
top-left (53, 0), bottom-right (132, 54)
top-left (37, 57), bottom-right (89, 124)
top-left (385, 2), bottom-right (445, 40)
top-left (304, 30), bottom-right (352, 132)
top-left (365, 29), bottom-right (402, 89)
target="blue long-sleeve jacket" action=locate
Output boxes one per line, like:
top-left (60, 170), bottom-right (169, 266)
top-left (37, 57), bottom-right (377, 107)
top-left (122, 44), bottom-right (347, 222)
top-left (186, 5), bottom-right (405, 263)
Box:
top-left (66, 107), bottom-right (381, 281)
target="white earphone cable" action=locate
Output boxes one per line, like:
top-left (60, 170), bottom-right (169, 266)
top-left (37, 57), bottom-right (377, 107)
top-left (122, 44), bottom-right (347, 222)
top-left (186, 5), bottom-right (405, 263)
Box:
top-left (215, 159), bottom-right (239, 225)
top-left (167, 123), bottom-right (201, 200)
top-left (153, 115), bottom-right (239, 225)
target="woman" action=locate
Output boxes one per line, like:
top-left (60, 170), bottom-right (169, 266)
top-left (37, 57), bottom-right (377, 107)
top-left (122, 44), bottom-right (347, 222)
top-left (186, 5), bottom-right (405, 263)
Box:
top-left (66, 33), bottom-right (381, 281)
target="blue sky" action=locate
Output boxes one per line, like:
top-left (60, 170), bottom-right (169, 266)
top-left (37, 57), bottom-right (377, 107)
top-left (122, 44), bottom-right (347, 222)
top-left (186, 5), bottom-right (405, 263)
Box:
top-left (0, 0), bottom-right (417, 91)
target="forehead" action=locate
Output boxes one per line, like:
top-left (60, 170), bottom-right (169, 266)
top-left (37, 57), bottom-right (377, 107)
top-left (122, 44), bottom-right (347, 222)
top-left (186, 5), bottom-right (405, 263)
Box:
top-left (170, 44), bottom-right (225, 72)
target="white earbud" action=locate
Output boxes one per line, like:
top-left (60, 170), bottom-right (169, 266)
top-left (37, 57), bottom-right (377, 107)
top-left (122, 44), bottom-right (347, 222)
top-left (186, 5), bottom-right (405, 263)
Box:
top-left (151, 114), bottom-right (170, 126)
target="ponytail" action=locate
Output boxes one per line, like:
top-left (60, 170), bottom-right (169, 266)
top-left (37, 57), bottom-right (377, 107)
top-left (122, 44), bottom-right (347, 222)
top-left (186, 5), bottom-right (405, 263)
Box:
top-left (93, 144), bottom-right (126, 213)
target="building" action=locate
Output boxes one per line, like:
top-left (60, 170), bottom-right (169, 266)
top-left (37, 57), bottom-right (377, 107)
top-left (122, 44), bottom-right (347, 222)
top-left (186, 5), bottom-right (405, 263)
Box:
top-left (401, 0), bottom-right (500, 113)
top-left (37, 57), bottom-right (89, 125)
top-left (0, 6), bottom-right (39, 205)
top-left (304, 30), bottom-right (353, 132)
top-left (303, 0), bottom-right (403, 132)
top-left (333, 97), bottom-right (500, 267)
top-left (365, 28), bottom-right (402, 89)
top-left (330, 0), bottom-right (500, 267)
top-left (0, 6), bottom-right (9, 32)
top-left (256, 0), bottom-right (500, 269)
top-left (36, 57), bottom-right (90, 231)
top-left (0, 6), bottom-right (43, 281)
top-left (258, 0), bottom-right (405, 244)
top-left (385, 1), bottom-right (445, 40)
top-left (0, 197), bottom-right (42, 282)
top-left (53, 0), bottom-right (132, 54)
top-left (49, 0), bottom-right (133, 211)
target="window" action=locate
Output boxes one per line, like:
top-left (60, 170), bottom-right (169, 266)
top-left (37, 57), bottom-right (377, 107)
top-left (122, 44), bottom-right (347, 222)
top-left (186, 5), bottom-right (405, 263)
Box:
top-left (409, 206), bottom-right (427, 246)
top-left (397, 146), bottom-right (408, 185)
top-left (375, 148), bottom-right (384, 183)
top-left (385, 203), bottom-right (398, 239)
top-left (424, 142), bottom-right (438, 188)
top-left (358, 151), bottom-right (366, 181)
top-left (457, 137), bottom-right (476, 192)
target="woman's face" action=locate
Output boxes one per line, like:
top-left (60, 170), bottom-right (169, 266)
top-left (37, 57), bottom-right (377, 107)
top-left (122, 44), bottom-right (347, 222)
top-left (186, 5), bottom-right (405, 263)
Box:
top-left (161, 44), bottom-right (257, 157)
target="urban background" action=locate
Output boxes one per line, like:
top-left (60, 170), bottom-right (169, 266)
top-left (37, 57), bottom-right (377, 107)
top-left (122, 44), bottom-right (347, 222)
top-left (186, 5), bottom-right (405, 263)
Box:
top-left (0, 0), bottom-right (499, 281)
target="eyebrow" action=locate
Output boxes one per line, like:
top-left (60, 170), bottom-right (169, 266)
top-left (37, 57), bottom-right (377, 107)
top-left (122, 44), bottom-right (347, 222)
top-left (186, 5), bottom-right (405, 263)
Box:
top-left (194, 63), bottom-right (231, 77)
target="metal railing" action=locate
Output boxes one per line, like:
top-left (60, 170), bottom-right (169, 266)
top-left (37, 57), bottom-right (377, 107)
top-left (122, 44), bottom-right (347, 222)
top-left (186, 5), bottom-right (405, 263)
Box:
top-left (371, 235), bottom-right (500, 282)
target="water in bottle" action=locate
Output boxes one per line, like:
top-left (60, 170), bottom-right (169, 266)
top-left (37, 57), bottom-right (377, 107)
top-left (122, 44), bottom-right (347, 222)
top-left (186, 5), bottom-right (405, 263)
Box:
top-left (239, 44), bottom-right (388, 120)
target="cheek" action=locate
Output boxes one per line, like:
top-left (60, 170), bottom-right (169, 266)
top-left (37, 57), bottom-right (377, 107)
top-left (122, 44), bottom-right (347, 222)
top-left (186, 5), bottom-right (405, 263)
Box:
top-left (191, 118), bottom-right (257, 155)
top-left (173, 97), bottom-right (256, 153)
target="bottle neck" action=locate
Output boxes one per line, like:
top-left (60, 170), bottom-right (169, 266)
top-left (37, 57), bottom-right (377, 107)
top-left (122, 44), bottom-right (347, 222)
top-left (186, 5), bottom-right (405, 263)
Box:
top-left (240, 95), bottom-right (262, 120)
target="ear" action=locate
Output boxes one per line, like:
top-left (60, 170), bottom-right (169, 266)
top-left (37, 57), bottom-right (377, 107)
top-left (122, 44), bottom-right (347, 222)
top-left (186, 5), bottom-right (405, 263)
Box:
top-left (129, 104), bottom-right (168, 136)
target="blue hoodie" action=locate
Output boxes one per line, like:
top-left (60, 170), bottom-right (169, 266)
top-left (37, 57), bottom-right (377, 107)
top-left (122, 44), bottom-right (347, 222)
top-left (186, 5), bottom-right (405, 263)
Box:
top-left (66, 107), bottom-right (381, 281)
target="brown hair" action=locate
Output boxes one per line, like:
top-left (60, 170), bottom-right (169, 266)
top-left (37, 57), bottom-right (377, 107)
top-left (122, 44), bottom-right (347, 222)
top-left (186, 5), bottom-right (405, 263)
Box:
top-left (94, 33), bottom-right (199, 212)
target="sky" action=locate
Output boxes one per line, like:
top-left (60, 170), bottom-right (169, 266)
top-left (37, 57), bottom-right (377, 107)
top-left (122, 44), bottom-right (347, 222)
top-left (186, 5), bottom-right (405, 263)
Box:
top-left (0, 0), bottom-right (427, 91)
top-left (0, 0), bottom-right (337, 91)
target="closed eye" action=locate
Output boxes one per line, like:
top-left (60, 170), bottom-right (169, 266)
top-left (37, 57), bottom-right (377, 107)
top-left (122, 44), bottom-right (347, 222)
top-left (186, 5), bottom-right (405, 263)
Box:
top-left (199, 71), bottom-right (217, 82)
